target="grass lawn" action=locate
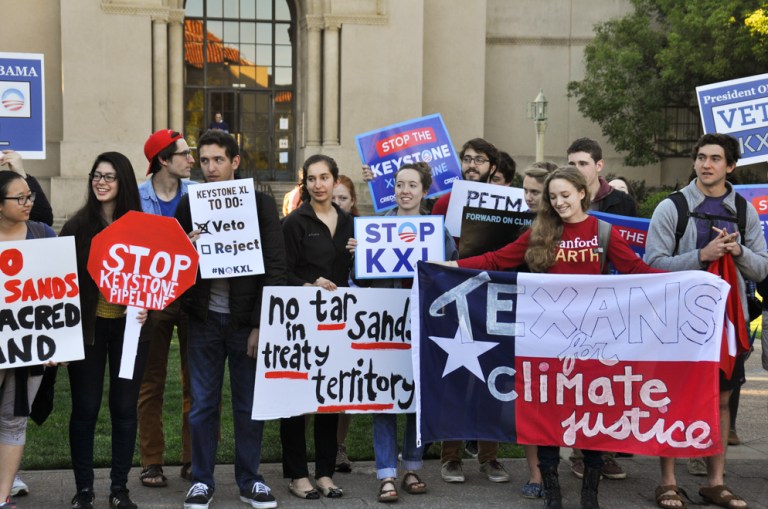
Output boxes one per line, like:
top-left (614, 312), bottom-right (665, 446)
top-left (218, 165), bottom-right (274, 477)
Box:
top-left (23, 334), bottom-right (525, 470)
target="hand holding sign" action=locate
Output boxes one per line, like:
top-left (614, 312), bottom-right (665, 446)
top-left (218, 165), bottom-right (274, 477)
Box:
top-left (87, 211), bottom-right (199, 379)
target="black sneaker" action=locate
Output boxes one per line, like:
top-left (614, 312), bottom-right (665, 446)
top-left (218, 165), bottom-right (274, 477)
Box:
top-left (109, 489), bottom-right (137, 509)
top-left (239, 481), bottom-right (277, 509)
top-left (184, 482), bottom-right (214, 509)
top-left (71, 489), bottom-right (95, 509)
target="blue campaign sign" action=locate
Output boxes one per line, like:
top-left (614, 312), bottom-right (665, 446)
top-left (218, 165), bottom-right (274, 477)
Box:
top-left (0, 53), bottom-right (45, 159)
top-left (734, 184), bottom-right (768, 247)
top-left (355, 114), bottom-right (462, 212)
top-left (590, 211), bottom-right (650, 258)
top-left (696, 73), bottom-right (768, 166)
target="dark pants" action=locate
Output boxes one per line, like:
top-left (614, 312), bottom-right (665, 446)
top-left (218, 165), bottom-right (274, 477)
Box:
top-left (69, 317), bottom-right (150, 492)
top-left (280, 414), bottom-right (338, 480)
top-left (539, 446), bottom-right (603, 469)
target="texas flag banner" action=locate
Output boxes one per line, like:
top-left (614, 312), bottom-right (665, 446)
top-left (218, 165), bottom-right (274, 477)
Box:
top-left (411, 262), bottom-right (731, 458)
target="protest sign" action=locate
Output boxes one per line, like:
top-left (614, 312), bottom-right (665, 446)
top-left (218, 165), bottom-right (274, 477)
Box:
top-left (412, 263), bottom-right (728, 457)
top-left (734, 183), bottom-right (768, 246)
top-left (252, 287), bottom-right (415, 419)
top-left (87, 211), bottom-right (198, 378)
top-left (444, 180), bottom-right (527, 237)
top-left (189, 179), bottom-right (264, 278)
top-left (0, 52), bottom-right (45, 158)
top-left (356, 114), bottom-right (462, 212)
top-left (0, 237), bottom-right (83, 367)
top-left (590, 211), bottom-right (649, 259)
top-left (354, 215), bottom-right (445, 279)
top-left (459, 207), bottom-right (534, 258)
top-left (697, 73), bottom-right (768, 165)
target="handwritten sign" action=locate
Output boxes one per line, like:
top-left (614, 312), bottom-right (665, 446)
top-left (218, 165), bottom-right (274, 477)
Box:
top-left (412, 263), bottom-right (727, 457)
top-left (354, 215), bottom-right (445, 279)
top-left (252, 287), bottom-right (415, 419)
top-left (0, 52), bottom-right (45, 158)
top-left (0, 237), bottom-right (83, 367)
top-left (444, 180), bottom-right (528, 237)
top-left (189, 179), bottom-right (264, 278)
top-left (356, 114), bottom-right (462, 212)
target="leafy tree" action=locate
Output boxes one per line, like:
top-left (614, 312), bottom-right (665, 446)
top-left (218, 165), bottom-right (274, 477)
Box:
top-left (568, 0), bottom-right (768, 166)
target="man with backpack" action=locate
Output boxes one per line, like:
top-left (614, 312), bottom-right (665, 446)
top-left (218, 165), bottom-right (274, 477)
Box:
top-left (645, 133), bottom-right (768, 509)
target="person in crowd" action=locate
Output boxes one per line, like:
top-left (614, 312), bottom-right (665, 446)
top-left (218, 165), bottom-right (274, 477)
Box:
top-left (208, 113), bottom-right (230, 134)
top-left (350, 162), bottom-right (458, 502)
top-left (282, 169), bottom-right (304, 218)
top-left (645, 133), bottom-right (768, 509)
top-left (0, 150), bottom-right (53, 226)
top-left (438, 167), bottom-right (663, 509)
top-left (567, 138), bottom-right (636, 217)
top-left (0, 171), bottom-right (56, 509)
top-left (137, 130), bottom-right (196, 487)
top-left (60, 153), bottom-right (149, 509)
top-left (281, 154), bottom-right (353, 500)
top-left (330, 173), bottom-right (359, 473)
top-left (489, 151), bottom-right (517, 186)
top-left (175, 129), bottom-right (285, 509)
top-left (431, 138), bottom-right (499, 217)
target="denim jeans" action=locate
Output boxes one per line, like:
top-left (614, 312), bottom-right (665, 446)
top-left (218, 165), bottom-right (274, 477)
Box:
top-left (68, 317), bottom-right (150, 492)
top-left (188, 311), bottom-right (265, 490)
top-left (373, 413), bottom-right (424, 479)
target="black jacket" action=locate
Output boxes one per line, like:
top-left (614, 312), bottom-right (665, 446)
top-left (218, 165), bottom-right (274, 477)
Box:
top-left (282, 202), bottom-right (354, 287)
top-left (175, 189), bottom-right (287, 328)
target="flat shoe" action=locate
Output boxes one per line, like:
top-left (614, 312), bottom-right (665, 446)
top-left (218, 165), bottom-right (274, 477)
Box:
top-left (319, 485), bottom-right (343, 498)
top-left (288, 481), bottom-right (320, 500)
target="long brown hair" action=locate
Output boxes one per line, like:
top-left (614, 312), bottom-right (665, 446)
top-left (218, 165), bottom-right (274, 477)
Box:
top-left (524, 167), bottom-right (591, 272)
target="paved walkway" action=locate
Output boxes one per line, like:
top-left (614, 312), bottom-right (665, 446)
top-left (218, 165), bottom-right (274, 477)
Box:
top-left (17, 349), bottom-right (768, 509)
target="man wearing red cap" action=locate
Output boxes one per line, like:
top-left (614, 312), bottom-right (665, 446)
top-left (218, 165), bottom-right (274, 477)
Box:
top-left (137, 129), bottom-right (196, 488)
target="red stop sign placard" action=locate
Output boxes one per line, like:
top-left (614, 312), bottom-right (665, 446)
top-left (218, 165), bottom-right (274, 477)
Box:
top-left (87, 211), bottom-right (199, 310)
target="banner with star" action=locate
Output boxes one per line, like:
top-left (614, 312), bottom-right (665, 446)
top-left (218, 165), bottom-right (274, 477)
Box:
top-left (411, 262), bottom-right (730, 457)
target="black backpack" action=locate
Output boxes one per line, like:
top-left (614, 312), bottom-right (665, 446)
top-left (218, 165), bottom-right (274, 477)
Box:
top-left (667, 191), bottom-right (747, 256)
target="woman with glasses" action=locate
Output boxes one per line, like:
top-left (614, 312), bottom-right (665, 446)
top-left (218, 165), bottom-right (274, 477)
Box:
top-left (60, 152), bottom-right (148, 509)
top-left (0, 171), bottom-right (56, 509)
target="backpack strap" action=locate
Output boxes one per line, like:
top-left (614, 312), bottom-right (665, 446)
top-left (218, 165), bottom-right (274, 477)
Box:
top-left (669, 190), bottom-right (748, 255)
top-left (734, 192), bottom-right (747, 245)
top-left (597, 219), bottom-right (612, 274)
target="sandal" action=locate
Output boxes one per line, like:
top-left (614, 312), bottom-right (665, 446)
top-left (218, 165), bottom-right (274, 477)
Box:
top-left (699, 485), bottom-right (748, 509)
top-left (140, 464), bottom-right (167, 488)
top-left (655, 485), bottom-right (688, 509)
top-left (401, 471), bottom-right (427, 495)
top-left (378, 478), bottom-right (398, 503)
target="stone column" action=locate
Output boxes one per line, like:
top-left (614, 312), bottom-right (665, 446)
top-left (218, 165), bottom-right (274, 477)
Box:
top-left (168, 18), bottom-right (184, 132)
top-left (152, 18), bottom-right (169, 130)
top-left (322, 22), bottom-right (340, 146)
top-left (306, 20), bottom-right (322, 146)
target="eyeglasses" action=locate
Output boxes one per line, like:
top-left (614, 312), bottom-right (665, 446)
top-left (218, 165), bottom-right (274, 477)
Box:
top-left (462, 155), bottom-right (490, 165)
top-left (2, 192), bottom-right (36, 205)
top-left (90, 172), bottom-right (118, 183)
top-left (174, 150), bottom-right (194, 158)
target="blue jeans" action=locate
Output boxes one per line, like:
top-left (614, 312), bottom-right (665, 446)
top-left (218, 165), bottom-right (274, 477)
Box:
top-left (373, 413), bottom-right (424, 479)
top-left (188, 311), bottom-right (265, 490)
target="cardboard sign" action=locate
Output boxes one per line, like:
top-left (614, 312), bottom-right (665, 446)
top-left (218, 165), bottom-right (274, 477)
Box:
top-left (0, 52), bottom-right (45, 158)
top-left (0, 237), bottom-right (83, 367)
top-left (697, 73), bottom-right (768, 165)
top-left (252, 287), bottom-right (415, 419)
top-left (412, 263), bottom-right (728, 457)
top-left (354, 215), bottom-right (446, 279)
top-left (444, 180), bottom-right (528, 237)
top-left (87, 211), bottom-right (199, 378)
top-left (189, 179), bottom-right (265, 278)
top-left (356, 114), bottom-right (462, 212)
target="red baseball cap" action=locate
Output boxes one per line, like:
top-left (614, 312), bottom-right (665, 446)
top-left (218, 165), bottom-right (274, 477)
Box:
top-left (144, 129), bottom-right (184, 175)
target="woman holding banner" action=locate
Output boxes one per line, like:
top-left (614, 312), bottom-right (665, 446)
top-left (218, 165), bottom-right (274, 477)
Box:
top-left (281, 154), bottom-right (353, 499)
top-left (439, 167), bottom-right (662, 509)
top-left (0, 171), bottom-right (56, 509)
top-left (60, 153), bottom-right (148, 509)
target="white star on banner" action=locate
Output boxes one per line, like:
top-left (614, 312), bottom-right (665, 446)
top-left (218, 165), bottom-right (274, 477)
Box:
top-left (429, 319), bottom-right (499, 382)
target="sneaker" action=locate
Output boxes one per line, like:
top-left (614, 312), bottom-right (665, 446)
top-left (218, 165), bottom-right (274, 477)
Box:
top-left (335, 444), bottom-right (351, 473)
top-left (185, 482), bottom-right (214, 509)
top-left (11, 475), bottom-right (28, 497)
top-left (440, 460), bottom-right (465, 483)
top-left (464, 440), bottom-right (478, 458)
top-left (520, 481), bottom-right (543, 498)
top-left (239, 481), bottom-right (277, 509)
top-left (571, 458), bottom-right (584, 479)
top-left (479, 460), bottom-right (510, 482)
top-left (600, 455), bottom-right (627, 480)
top-left (109, 489), bottom-right (137, 509)
top-left (728, 429), bottom-right (741, 446)
top-left (71, 489), bottom-right (95, 509)
top-left (687, 457), bottom-right (707, 476)
top-left (0, 497), bottom-right (16, 509)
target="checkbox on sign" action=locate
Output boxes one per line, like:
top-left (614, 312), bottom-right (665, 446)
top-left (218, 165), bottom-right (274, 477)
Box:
top-left (201, 244), bottom-right (211, 255)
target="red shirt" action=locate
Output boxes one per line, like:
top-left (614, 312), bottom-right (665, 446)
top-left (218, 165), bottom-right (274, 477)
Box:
top-left (458, 215), bottom-right (663, 275)
top-left (431, 192), bottom-right (451, 217)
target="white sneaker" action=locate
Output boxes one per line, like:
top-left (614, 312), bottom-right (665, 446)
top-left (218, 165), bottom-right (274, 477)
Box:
top-left (11, 475), bottom-right (28, 497)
